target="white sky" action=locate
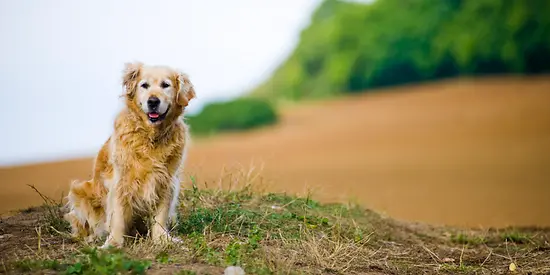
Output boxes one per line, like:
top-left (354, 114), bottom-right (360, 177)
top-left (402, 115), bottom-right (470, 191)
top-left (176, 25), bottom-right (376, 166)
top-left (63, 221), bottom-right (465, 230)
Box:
top-left (0, 0), bottom-right (321, 167)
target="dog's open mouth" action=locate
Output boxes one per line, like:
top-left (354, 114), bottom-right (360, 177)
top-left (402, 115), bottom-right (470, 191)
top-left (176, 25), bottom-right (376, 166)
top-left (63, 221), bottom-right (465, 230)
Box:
top-left (147, 106), bottom-right (169, 123)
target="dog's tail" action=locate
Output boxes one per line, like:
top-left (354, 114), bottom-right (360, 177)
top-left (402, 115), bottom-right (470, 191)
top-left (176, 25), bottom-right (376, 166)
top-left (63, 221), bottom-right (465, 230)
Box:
top-left (65, 180), bottom-right (107, 239)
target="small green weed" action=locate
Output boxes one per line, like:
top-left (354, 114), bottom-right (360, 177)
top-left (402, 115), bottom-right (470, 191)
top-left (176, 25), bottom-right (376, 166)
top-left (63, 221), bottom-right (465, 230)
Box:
top-left (440, 263), bottom-right (482, 273)
top-left (450, 233), bottom-right (486, 245)
top-left (155, 251), bottom-right (173, 264)
top-left (225, 240), bottom-right (243, 266)
top-left (65, 247), bottom-right (152, 275)
top-left (15, 259), bottom-right (64, 272)
top-left (188, 232), bottom-right (221, 265)
top-left (246, 225), bottom-right (263, 250)
top-left (13, 248), bottom-right (151, 275)
top-left (264, 193), bottom-right (320, 210)
top-left (501, 231), bottom-right (531, 244)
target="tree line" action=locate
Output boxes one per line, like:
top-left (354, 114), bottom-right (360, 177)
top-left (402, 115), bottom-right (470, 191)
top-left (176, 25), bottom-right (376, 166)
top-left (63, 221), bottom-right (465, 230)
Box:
top-left (252, 0), bottom-right (550, 100)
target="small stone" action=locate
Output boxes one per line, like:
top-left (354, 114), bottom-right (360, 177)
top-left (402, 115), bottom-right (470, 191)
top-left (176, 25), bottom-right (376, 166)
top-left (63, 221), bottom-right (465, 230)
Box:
top-left (442, 257), bottom-right (454, 263)
top-left (224, 266), bottom-right (245, 275)
top-left (509, 262), bottom-right (517, 272)
top-left (0, 234), bottom-right (14, 239)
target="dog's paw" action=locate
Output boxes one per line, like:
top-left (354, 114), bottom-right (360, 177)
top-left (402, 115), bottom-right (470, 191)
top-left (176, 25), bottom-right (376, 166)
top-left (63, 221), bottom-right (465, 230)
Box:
top-left (99, 242), bottom-right (112, 250)
top-left (99, 236), bottom-right (122, 250)
top-left (165, 235), bottom-right (188, 250)
top-left (99, 242), bottom-right (122, 250)
top-left (169, 235), bottom-right (184, 244)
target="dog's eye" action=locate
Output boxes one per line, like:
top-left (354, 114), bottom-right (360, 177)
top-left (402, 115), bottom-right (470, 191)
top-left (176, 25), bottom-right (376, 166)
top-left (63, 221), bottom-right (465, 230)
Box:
top-left (140, 82), bottom-right (150, 89)
top-left (161, 82), bottom-right (170, 89)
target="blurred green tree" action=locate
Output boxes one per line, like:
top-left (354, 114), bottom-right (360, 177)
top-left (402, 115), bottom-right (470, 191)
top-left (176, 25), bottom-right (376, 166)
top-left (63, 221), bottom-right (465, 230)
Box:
top-left (185, 98), bottom-right (278, 136)
top-left (252, 0), bottom-right (550, 101)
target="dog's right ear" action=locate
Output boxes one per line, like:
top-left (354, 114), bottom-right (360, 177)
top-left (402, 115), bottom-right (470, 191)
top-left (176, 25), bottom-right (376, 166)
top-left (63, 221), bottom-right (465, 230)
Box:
top-left (122, 62), bottom-right (143, 97)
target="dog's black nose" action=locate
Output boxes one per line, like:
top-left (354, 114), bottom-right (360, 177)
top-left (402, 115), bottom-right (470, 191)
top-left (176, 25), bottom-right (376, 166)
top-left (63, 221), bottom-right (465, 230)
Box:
top-left (147, 96), bottom-right (160, 109)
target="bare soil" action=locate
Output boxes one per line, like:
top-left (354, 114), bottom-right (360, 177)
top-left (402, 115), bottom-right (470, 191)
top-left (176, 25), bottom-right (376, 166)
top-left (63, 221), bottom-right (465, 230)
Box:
top-left (1, 188), bottom-right (549, 274)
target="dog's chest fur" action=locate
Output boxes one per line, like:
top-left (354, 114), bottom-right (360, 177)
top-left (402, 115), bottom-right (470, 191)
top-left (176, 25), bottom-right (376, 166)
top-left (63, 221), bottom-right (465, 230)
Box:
top-left (108, 111), bottom-right (186, 211)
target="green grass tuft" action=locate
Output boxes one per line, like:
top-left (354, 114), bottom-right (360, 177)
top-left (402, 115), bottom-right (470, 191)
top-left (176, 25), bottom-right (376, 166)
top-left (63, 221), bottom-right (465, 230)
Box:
top-left (65, 247), bottom-right (152, 275)
top-left (14, 259), bottom-right (64, 272)
top-left (501, 231), bottom-right (531, 244)
top-left (450, 233), bottom-right (487, 245)
top-left (13, 248), bottom-right (152, 275)
top-left (177, 192), bottom-right (337, 241)
top-left (440, 263), bottom-right (482, 273)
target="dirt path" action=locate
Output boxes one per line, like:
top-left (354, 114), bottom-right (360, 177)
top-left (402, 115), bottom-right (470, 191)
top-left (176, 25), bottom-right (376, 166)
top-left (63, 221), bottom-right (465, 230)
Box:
top-left (1, 76), bottom-right (550, 228)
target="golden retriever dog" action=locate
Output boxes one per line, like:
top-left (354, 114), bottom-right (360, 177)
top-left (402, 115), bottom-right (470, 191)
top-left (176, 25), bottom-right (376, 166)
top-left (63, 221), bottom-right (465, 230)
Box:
top-left (64, 61), bottom-right (196, 248)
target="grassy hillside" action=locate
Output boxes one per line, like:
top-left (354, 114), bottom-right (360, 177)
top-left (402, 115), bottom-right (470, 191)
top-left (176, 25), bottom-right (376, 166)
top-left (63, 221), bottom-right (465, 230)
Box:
top-left (251, 0), bottom-right (550, 101)
top-left (1, 174), bottom-right (550, 274)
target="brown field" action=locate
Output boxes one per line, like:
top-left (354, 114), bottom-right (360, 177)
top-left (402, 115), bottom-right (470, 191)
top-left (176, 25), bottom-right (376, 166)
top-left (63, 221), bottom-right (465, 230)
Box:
top-left (1, 76), bottom-right (550, 229)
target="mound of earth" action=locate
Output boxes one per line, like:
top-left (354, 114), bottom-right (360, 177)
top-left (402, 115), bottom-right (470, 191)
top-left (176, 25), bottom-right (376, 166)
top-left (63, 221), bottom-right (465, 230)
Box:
top-left (1, 184), bottom-right (549, 274)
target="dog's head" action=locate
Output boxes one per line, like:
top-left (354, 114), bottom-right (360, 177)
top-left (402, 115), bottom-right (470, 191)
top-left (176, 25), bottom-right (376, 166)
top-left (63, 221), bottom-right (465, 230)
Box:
top-left (122, 62), bottom-right (196, 125)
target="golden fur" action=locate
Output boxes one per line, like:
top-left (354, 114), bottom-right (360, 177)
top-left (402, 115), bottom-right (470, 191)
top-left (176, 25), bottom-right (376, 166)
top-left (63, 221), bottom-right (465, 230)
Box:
top-left (64, 62), bottom-right (196, 248)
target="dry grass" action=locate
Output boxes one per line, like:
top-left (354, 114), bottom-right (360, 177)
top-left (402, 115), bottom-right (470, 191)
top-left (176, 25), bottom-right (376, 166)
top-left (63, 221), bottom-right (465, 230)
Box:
top-left (1, 166), bottom-right (549, 274)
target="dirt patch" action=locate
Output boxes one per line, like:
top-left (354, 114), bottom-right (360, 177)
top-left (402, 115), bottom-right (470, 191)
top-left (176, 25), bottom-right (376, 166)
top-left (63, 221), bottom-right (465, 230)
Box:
top-left (1, 182), bottom-right (549, 274)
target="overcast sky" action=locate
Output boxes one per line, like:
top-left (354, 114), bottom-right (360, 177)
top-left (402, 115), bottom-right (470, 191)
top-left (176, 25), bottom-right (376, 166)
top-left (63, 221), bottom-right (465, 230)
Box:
top-left (0, 0), bottom-right (321, 167)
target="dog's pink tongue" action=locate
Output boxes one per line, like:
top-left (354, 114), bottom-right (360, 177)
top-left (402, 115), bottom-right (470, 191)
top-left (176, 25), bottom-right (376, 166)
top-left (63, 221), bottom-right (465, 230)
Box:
top-left (149, 113), bottom-right (159, 118)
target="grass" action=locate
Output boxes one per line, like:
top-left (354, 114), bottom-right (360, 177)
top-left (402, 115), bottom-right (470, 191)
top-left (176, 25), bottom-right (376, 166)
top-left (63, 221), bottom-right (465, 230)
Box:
top-left (439, 263), bottom-right (481, 273)
top-left (13, 248), bottom-right (151, 275)
top-left (450, 233), bottom-right (487, 246)
top-left (500, 231), bottom-right (531, 244)
top-left (26, 184), bottom-right (71, 234)
top-left (1, 167), bottom-right (549, 274)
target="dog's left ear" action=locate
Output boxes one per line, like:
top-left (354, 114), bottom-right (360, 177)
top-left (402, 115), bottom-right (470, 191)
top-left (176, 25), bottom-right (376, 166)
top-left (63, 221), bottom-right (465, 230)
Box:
top-left (175, 72), bottom-right (196, 107)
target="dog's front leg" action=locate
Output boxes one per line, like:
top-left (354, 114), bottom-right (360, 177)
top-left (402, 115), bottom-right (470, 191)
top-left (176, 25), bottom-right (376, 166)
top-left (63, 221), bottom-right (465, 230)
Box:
top-left (152, 195), bottom-right (173, 242)
top-left (151, 192), bottom-right (182, 244)
top-left (151, 196), bottom-right (169, 240)
top-left (101, 187), bottom-right (131, 249)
